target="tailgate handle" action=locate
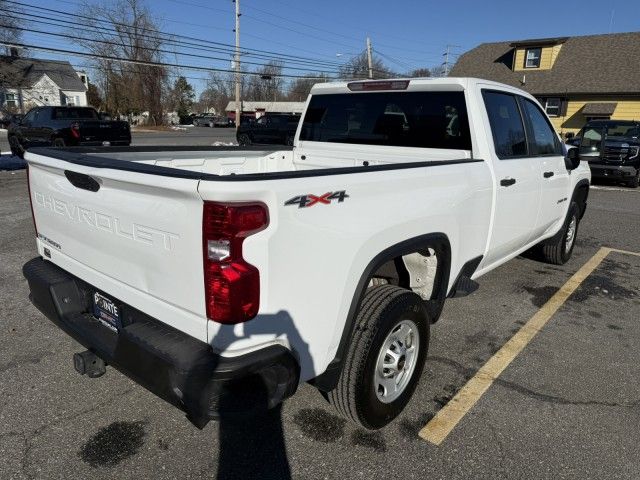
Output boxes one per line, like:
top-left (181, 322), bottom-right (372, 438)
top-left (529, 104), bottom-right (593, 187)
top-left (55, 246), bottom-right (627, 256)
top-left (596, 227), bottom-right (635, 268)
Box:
top-left (64, 170), bottom-right (100, 192)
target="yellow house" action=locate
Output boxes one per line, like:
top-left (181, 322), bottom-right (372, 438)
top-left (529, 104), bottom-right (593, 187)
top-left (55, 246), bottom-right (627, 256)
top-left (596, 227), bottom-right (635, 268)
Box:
top-left (450, 32), bottom-right (640, 137)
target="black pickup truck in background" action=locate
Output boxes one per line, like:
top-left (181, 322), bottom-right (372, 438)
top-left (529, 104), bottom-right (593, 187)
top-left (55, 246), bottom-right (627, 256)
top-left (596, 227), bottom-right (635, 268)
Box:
top-left (570, 119), bottom-right (640, 188)
top-left (8, 106), bottom-right (131, 158)
top-left (236, 113), bottom-right (300, 146)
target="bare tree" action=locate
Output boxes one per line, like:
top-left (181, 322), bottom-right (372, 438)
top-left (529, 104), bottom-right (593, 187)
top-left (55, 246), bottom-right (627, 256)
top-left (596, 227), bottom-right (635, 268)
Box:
top-left (339, 52), bottom-right (395, 80)
top-left (286, 73), bottom-right (330, 101)
top-left (245, 61), bottom-right (285, 102)
top-left (204, 71), bottom-right (239, 116)
top-left (407, 68), bottom-right (432, 78)
top-left (0, 0), bottom-right (26, 55)
top-left (76, 0), bottom-right (168, 124)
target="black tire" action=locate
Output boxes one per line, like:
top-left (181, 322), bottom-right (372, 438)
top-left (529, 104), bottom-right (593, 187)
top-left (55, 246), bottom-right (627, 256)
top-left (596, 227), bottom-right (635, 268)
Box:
top-left (327, 285), bottom-right (430, 429)
top-left (8, 136), bottom-right (24, 159)
top-left (627, 170), bottom-right (640, 188)
top-left (237, 133), bottom-right (251, 146)
top-left (52, 138), bottom-right (66, 147)
top-left (540, 201), bottom-right (579, 265)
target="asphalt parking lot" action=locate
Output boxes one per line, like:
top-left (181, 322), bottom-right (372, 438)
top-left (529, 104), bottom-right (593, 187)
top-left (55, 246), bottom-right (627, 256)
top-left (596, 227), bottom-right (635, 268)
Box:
top-left (1, 170), bottom-right (639, 480)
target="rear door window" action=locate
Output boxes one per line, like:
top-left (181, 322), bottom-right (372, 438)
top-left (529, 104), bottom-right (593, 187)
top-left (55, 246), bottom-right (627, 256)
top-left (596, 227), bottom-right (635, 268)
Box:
top-left (482, 91), bottom-right (527, 158)
top-left (520, 98), bottom-right (561, 155)
top-left (300, 91), bottom-right (471, 150)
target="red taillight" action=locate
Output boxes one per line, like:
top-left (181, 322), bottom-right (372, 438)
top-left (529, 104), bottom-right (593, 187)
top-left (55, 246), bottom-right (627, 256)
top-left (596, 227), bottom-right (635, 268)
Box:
top-left (70, 122), bottom-right (80, 139)
top-left (26, 165), bottom-right (38, 235)
top-left (203, 202), bottom-right (268, 324)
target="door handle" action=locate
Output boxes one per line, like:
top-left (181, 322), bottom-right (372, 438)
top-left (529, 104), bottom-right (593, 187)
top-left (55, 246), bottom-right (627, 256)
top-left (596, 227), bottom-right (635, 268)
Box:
top-left (543, 171), bottom-right (554, 178)
top-left (500, 178), bottom-right (516, 187)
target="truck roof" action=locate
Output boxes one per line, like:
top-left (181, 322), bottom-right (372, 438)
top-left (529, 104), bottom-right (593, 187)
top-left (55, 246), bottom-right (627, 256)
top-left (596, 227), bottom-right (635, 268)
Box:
top-left (309, 77), bottom-right (517, 95)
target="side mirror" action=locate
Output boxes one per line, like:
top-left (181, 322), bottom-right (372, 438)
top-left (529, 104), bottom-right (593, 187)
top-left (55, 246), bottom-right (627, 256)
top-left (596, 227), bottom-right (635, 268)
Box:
top-left (565, 146), bottom-right (581, 170)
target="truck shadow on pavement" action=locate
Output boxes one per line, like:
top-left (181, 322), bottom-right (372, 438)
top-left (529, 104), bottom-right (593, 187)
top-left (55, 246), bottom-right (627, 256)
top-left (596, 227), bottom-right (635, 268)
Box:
top-left (204, 311), bottom-right (314, 480)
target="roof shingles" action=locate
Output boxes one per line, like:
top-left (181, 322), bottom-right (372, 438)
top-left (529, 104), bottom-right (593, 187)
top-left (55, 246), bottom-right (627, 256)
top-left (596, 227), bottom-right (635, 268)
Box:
top-left (0, 56), bottom-right (86, 91)
top-left (450, 32), bottom-right (640, 95)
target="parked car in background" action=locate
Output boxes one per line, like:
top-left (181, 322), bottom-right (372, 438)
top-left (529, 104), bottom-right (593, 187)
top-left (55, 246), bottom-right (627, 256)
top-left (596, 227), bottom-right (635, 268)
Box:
top-left (192, 115), bottom-right (215, 127)
top-left (212, 116), bottom-right (233, 128)
top-left (572, 120), bottom-right (640, 188)
top-left (7, 106), bottom-right (131, 158)
top-left (236, 113), bottom-right (300, 146)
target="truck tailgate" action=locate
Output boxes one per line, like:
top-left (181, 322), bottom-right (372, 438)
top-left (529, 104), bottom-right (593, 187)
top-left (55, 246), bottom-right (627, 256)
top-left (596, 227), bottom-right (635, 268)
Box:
top-left (79, 121), bottom-right (130, 143)
top-left (26, 152), bottom-right (208, 341)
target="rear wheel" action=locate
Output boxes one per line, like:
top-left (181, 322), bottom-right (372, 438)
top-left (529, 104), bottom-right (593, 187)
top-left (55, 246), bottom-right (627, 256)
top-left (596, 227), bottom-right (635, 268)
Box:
top-left (540, 201), bottom-right (579, 265)
top-left (9, 135), bottom-right (24, 158)
top-left (237, 133), bottom-right (251, 146)
top-left (327, 285), bottom-right (430, 429)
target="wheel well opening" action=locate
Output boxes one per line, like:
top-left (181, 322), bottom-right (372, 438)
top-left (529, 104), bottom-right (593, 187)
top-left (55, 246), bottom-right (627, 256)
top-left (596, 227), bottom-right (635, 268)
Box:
top-left (369, 246), bottom-right (445, 303)
top-left (574, 183), bottom-right (589, 219)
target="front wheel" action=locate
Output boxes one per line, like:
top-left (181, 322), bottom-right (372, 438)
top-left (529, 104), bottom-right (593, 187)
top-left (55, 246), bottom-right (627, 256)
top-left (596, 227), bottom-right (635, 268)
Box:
top-left (9, 136), bottom-right (25, 158)
top-left (327, 285), bottom-right (430, 429)
top-left (52, 137), bottom-right (66, 147)
top-left (539, 201), bottom-right (579, 265)
top-left (237, 133), bottom-right (251, 146)
top-left (627, 170), bottom-right (640, 188)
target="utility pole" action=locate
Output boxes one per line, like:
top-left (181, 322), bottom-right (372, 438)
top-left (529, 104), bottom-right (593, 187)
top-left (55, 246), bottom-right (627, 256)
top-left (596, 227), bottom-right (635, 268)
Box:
top-left (234, 0), bottom-right (241, 130)
top-left (442, 44), bottom-right (461, 77)
top-left (366, 37), bottom-right (373, 79)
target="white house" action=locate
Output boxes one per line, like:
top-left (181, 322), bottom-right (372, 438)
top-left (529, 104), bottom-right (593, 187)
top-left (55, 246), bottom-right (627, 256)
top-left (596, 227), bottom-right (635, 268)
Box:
top-left (0, 54), bottom-right (88, 116)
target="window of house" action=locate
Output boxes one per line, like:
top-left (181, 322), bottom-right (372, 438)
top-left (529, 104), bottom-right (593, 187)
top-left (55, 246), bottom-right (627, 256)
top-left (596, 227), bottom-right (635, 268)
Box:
top-left (525, 48), bottom-right (542, 68)
top-left (544, 98), bottom-right (561, 117)
top-left (4, 93), bottom-right (17, 109)
top-left (482, 91), bottom-right (527, 158)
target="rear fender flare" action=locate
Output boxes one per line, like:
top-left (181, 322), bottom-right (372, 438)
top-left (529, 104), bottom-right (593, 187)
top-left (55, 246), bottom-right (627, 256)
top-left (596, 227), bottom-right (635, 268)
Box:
top-left (310, 233), bottom-right (451, 392)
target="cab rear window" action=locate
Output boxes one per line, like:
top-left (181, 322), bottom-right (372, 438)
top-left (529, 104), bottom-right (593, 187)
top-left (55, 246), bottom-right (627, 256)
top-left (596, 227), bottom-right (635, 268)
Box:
top-left (300, 91), bottom-right (471, 150)
top-left (53, 108), bottom-right (99, 120)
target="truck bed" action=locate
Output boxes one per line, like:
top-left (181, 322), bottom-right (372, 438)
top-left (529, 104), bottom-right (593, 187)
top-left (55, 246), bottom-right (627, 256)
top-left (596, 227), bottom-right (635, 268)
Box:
top-left (27, 144), bottom-right (472, 179)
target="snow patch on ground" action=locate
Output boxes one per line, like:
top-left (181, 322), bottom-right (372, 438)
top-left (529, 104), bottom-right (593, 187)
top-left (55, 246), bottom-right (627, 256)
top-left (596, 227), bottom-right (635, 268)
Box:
top-left (211, 141), bottom-right (237, 146)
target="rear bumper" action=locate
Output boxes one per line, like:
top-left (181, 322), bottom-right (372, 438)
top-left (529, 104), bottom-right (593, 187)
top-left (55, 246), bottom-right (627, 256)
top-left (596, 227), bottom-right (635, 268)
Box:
top-left (588, 163), bottom-right (638, 179)
top-left (22, 257), bottom-right (299, 427)
top-left (77, 140), bottom-right (131, 146)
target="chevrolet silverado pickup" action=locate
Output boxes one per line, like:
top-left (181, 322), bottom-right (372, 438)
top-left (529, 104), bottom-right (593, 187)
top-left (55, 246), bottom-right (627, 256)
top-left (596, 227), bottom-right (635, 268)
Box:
top-left (22, 78), bottom-right (590, 430)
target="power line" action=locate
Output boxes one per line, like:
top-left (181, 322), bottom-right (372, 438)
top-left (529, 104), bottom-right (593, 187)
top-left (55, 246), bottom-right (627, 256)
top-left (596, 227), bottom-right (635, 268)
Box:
top-left (167, 0), bottom-right (363, 51)
top-left (0, 41), bottom-right (368, 80)
top-left (2, 19), bottom-right (349, 75)
top-left (244, 0), bottom-right (459, 53)
top-left (7, 0), bottom-right (347, 68)
top-left (8, 9), bottom-right (345, 71)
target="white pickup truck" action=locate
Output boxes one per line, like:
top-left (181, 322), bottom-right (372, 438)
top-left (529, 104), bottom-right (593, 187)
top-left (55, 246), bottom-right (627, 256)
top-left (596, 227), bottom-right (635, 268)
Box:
top-left (23, 78), bottom-right (590, 429)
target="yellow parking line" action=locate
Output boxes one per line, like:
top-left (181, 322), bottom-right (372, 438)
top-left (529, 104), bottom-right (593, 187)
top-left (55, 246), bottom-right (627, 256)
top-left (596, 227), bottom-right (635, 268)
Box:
top-left (419, 246), bottom-right (617, 446)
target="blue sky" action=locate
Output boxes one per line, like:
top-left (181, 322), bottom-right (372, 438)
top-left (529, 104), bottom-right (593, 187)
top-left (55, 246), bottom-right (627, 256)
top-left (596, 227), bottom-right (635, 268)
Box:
top-left (15, 0), bottom-right (640, 95)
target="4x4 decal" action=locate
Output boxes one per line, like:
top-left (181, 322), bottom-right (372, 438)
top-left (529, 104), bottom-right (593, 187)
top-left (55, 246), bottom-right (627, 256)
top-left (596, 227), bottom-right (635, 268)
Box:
top-left (284, 190), bottom-right (349, 208)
